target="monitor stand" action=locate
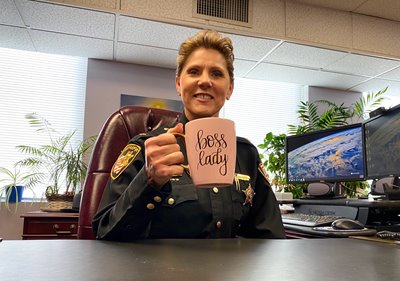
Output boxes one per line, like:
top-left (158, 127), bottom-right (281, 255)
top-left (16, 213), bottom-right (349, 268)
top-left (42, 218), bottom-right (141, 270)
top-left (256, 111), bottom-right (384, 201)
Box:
top-left (302, 182), bottom-right (346, 199)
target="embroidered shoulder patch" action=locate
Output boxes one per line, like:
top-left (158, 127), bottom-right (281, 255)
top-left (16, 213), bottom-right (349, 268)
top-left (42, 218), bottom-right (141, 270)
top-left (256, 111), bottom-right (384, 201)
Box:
top-left (111, 144), bottom-right (141, 180)
top-left (258, 162), bottom-right (270, 182)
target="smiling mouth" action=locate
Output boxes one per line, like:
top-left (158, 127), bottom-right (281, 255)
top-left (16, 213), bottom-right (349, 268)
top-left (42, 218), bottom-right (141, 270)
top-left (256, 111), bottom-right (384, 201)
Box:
top-left (194, 93), bottom-right (213, 100)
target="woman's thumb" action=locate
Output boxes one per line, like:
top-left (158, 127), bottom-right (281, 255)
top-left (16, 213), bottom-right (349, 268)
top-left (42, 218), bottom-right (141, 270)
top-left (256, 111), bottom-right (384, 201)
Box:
top-left (167, 123), bottom-right (184, 134)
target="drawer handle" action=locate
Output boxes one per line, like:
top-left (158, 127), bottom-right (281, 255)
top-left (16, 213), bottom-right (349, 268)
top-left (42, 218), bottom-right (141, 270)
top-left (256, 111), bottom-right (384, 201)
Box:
top-left (53, 224), bottom-right (76, 235)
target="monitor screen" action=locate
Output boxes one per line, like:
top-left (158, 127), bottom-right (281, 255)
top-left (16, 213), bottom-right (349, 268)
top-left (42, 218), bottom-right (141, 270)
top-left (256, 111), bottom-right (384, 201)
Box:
top-left (285, 124), bottom-right (365, 184)
top-left (364, 104), bottom-right (400, 179)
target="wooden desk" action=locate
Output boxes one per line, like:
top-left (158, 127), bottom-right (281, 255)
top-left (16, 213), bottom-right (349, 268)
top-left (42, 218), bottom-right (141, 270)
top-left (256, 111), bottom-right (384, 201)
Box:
top-left (21, 211), bottom-right (79, 240)
top-left (0, 239), bottom-right (399, 281)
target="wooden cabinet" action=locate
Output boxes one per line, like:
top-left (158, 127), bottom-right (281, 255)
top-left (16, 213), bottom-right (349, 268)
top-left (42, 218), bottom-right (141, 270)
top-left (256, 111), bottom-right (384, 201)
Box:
top-left (21, 211), bottom-right (79, 240)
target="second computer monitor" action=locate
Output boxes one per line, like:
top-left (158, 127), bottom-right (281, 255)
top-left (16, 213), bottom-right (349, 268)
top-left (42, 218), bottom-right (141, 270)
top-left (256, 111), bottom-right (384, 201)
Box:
top-left (286, 123), bottom-right (365, 184)
top-left (364, 104), bottom-right (400, 179)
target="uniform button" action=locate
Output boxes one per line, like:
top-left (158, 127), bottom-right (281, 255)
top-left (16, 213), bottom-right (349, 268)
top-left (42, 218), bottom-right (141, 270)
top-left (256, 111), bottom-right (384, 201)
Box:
top-left (212, 187), bottom-right (219, 194)
top-left (216, 221), bottom-right (222, 229)
top-left (167, 198), bottom-right (175, 205)
top-left (154, 196), bottom-right (162, 203)
top-left (146, 203), bottom-right (155, 210)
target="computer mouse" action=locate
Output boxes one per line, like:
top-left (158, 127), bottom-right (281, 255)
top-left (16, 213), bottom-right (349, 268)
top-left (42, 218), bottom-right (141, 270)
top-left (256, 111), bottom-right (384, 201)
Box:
top-left (331, 218), bottom-right (365, 230)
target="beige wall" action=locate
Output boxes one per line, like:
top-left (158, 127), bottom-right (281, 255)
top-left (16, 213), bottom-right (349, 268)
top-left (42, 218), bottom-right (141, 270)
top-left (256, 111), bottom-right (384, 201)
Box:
top-left (308, 86), bottom-right (363, 123)
top-left (84, 59), bottom-right (178, 138)
top-left (52, 0), bottom-right (400, 59)
top-left (0, 203), bottom-right (42, 240)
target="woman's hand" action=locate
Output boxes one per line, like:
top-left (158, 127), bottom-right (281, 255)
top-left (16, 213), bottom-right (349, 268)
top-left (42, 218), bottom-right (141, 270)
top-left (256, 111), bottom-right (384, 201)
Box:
top-left (144, 123), bottom-right (185, 190)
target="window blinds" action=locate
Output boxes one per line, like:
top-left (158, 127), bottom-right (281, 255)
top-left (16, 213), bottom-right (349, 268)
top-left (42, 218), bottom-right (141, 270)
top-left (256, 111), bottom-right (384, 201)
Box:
top-left (0, 47), bottom-right (88, 198)
top-left (222, 77), bottom-right (304, 149)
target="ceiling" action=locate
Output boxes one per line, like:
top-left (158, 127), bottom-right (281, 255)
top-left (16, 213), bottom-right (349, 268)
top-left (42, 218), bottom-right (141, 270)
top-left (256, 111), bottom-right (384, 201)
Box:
top-left (1, 0), bottom-right (400, 97)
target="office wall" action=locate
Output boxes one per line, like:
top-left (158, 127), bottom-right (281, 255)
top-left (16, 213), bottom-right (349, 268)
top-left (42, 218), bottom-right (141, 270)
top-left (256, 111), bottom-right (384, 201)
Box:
top-left (309, 86), bottom-right (362, 106)
top-left (0, 203), bottom-right (41, 240)
top-left (84, 60), bottom-right (362, 140)
top-left (84, 59), bottom-right (179, 138)
top-left (308, 86), bottom-right (363, 123)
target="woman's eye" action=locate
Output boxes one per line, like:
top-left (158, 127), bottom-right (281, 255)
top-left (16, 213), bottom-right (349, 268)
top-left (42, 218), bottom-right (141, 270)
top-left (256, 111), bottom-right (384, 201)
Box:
top-left (211, 71), bottom-right (223, 77)
top-left (188, 68), bottom-right (199, 75)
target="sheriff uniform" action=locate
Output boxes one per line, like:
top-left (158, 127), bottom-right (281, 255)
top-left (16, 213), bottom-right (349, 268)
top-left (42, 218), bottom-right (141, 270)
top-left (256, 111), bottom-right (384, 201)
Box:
top-left (92, 113), bottom-right (285, 240)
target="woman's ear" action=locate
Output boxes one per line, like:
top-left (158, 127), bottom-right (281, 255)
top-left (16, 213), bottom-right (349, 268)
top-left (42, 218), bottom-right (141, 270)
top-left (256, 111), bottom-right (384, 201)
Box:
top-left (226, 81), bottom-right (234, 100)
top-left (175, 76), bottom-right (181, 96)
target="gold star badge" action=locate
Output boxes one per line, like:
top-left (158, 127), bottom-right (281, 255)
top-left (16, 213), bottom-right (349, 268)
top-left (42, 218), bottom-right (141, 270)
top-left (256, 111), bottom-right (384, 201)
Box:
top-left (111, 144), bottom-right (141, 180)
top-left (242, 184), bottom-right (255, 206)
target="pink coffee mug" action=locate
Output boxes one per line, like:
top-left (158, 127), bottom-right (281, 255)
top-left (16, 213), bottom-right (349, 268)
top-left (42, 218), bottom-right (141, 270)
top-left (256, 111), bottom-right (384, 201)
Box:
top-left (174, 117), bottom-right (236, 187)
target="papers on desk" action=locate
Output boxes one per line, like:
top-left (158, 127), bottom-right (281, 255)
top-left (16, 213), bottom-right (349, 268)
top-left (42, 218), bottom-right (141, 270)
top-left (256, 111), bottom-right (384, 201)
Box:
top-left (350, 236), bottom-right (400, 246)
top-left (279, 204), bottom-right (295, 215)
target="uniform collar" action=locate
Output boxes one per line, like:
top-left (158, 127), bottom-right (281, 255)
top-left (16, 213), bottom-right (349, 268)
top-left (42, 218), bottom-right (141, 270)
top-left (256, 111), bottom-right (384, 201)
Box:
top-left (178, 111), bottom-right (189, 125)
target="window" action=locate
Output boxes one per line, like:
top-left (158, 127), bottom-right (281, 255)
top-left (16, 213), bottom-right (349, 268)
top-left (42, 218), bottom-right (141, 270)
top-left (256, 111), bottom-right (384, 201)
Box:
top-left (222, 77), bottom-right (304, 149)
top-left (370, 93), bottom-right (400, 111)
top-left (0, 47), bottom-right (88, 199)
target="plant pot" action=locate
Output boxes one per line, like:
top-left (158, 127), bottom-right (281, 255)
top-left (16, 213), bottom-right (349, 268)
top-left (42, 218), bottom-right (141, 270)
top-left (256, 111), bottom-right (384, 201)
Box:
top-left (43, 193), bottom-right (74, 211)
top-left (6, 185), bottom-right (24, 203)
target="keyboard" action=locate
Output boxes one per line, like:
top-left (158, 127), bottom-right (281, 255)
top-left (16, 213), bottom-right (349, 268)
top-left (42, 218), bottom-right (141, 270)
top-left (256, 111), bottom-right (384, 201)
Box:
top-left (282, 213), bottom-right (343, 227)
top-left (377, 231), bottom-right (400, 241)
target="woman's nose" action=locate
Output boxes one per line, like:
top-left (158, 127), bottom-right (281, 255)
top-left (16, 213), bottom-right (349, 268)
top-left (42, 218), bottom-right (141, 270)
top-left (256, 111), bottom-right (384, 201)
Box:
top-left (198, 73), bottom-right (212, 87)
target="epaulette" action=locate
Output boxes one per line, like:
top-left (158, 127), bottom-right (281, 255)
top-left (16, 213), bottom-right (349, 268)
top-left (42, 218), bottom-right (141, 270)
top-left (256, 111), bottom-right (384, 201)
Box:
top-left (237, 136), bottom-right (254, 146)
top-left (236, 136), bottom-right (259, 155)
top-left (131, 126), bottom-right (172, 141)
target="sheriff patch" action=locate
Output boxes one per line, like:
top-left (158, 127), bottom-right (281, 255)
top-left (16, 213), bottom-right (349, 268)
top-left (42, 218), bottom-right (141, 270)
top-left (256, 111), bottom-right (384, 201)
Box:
top-left (111, 144), bottom-right (141, 180)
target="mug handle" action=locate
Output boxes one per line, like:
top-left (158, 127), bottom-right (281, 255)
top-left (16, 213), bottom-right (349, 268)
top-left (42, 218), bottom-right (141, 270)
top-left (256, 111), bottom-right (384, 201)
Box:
top-left (170, 132), bottom-right (190, 173)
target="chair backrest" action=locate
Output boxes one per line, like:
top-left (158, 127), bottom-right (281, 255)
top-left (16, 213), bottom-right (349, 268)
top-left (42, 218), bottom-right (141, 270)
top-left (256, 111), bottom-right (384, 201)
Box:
top-left (78, 106), bottom-right (181, 239)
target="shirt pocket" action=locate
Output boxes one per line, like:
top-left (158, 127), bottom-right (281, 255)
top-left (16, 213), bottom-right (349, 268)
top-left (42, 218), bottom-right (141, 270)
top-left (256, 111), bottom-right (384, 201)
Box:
top-left (230, 181), bottom-right (251, 221)
top-left (162, 184), bottom-right (199, 208)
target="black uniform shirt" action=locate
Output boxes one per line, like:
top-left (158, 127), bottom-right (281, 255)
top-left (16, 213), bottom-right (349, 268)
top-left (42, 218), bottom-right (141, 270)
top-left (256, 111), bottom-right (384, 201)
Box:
top-left (92, 113), bottom-right (285, 240)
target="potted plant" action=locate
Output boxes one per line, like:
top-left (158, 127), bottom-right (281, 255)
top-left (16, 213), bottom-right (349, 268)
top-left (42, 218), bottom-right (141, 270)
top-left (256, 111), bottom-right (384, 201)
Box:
top-left (258, 87), bottom-right (387, 198)
top-left (16, 113), bottom-right (96, 210)
top-left (0, 163), bottom-right (39, 211)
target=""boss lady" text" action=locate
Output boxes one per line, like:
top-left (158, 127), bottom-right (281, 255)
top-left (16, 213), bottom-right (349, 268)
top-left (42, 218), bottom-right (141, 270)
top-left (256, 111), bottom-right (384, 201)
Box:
top-left (195, 130), bottom-right (229, 176)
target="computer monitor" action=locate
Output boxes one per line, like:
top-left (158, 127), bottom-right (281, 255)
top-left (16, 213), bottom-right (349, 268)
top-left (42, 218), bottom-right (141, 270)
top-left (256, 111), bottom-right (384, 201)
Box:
top-left (285, 123), bottom-right (365, 185)
top-left (363, 104), bottom-right (400, 179)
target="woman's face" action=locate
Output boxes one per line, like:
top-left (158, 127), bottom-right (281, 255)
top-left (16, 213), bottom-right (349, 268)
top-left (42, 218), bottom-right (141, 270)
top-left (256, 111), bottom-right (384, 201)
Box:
top-left (176, 47), bottom-right (234, 120)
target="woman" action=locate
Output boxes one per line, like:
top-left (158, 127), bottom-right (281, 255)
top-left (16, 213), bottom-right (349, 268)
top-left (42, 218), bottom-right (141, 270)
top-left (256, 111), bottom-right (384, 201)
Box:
top-left (92, 30), bottom-right (285, 240)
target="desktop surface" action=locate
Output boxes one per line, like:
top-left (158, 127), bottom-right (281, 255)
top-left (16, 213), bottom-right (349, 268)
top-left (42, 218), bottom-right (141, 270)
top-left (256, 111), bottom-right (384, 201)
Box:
top-left (1, 239), bottom-right (399, 281)
top-left (292, 198), bottom-right (400, 207)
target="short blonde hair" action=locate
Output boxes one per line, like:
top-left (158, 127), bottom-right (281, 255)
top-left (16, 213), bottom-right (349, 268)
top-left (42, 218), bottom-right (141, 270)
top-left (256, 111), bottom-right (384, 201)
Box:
top-left (176, 30), bottom-right (234, 83)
